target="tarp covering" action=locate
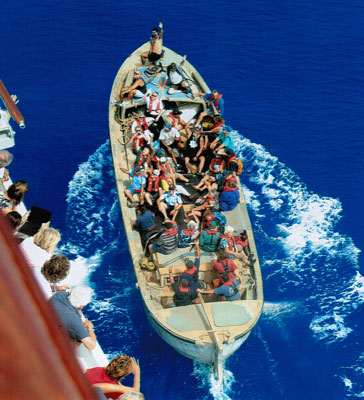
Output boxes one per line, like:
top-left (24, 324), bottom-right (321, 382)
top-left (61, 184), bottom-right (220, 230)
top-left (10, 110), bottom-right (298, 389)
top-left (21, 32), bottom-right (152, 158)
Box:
top-left (212, 303), bottom-right (251, 327)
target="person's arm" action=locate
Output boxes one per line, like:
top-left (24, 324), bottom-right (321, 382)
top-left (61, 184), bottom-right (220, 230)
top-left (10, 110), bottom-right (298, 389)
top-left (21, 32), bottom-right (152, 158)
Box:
top-left (195, 240), bottom-right (201, 258)
top-left (169, 268), bottom-right (175, 284)
top-left (92, 382), bottom-right (136, 395)
top-left (122, 78), bottom-right (144, 94)
top-left (119, 163), bottom-right (129, 174)
top-left (158, 22), bottom-right (163, 39)
top-left (197, 288), bottom-right (215, 295)
top-left (82, 319), bottom-right (97, 350)
top-left (130, 357), bottom-right (141, 392)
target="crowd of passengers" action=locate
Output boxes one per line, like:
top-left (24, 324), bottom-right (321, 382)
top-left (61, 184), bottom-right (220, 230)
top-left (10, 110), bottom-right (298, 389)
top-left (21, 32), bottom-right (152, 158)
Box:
top-left (115, 31), bottom-right (254, 308)
top-left (0, 145), bottom-right (143, 400)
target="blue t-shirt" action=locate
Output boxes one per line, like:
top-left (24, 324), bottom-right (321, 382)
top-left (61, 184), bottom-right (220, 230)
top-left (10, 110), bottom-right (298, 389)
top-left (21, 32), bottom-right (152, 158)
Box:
top-left (205, 93), bottom-right (225, 114)
top-left (160, 191), bottom-right (182, 206)
top-left (214, 279), bottom-right (240, 301)
top-left (50, 291), bottom-right (89, 342)
top-left (130, 171), bottom-right (146, 191)
top-left (135, 210), bottom-right (156, 231)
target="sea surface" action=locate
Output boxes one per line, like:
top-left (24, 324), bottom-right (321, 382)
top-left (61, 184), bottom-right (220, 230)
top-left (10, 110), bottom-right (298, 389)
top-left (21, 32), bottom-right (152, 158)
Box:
top-left (1, 1), bottom-right (364, 399)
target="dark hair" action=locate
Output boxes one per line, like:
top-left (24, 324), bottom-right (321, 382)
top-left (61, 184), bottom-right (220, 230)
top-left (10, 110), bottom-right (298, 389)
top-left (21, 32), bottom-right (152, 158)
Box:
top-left (137, 205), bottom-right (147, 214)
top-left (240, 230), bottom-right (247, 239)
top-left (6, 211), bottom-right (22, 229)
top-left (41, 254), bottom-right (71, 283)
top-left (6, 184), bottom-right (24, 205)
top-left (217, 250), bottom-right (228, 262)
top-left (180, 279), bottom-right (190, 288)
top-left (105, 355), bottom-right (132, 381)
top-left (165, 222), bottom-right (175, 230)
top-left (221, 273), bottom-right (230, 283)
top-left (152, 27), bottom-right (158, 32)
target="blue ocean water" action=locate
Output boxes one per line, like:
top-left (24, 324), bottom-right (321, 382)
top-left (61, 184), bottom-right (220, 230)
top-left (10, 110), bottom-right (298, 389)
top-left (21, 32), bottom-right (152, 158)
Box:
top-left (1, 1), bottom-right (364, 399)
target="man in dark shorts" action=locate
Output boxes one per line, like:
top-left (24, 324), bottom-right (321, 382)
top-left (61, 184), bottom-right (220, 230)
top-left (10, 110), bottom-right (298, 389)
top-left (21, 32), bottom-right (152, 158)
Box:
top-left (141, 23), bottom-right (163, 65)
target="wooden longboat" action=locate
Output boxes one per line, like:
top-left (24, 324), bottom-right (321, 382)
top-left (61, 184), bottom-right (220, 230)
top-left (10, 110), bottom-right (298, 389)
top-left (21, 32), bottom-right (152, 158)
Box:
top-left (108, 42), bottom-right (263, 382)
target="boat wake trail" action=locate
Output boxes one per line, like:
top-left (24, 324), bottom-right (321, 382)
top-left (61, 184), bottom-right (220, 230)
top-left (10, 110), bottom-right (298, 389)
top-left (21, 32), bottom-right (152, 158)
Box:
top-left (232, 131), bottom-right (362, 344)
top-left (192, 362), bottom-right (235, 400)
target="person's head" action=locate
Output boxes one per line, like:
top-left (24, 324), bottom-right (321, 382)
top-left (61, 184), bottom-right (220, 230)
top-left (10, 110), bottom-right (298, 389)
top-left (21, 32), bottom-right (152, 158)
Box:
top-left (151, 27), bottom-right (159, 37)
top-left (180, 278), bottom-right (190, 288)
top-left (119, 392), bottom-right (145, 400)
top-left (164, 122), bottom-right (172, 131)
top-left (137, 111), bottom-right (145, 119)
top-left (152, 169), bottom-right (160, 176)
top-left (136, 205), bottom-right (147, 215)
top-left (6, 211), bottom-right (22, 229)
top-left (34, 228), bottom-right (61, 253)
top-left (221, 272), bottom-right (230, 283)
top-left (141, 147), bottom-right (150, 155)
top-left (13, 180), bottom-right (29, 195)
top-left (68, 286), bottom-right (94, 309)
top-left (209, 220), bottom-right (218, 230)
top-left (6, 184), bottom-right (24, 205)
top-left (172, 109), bottom-right (181, 115)
top-left (0, 150), bottom-right (13, 168)
top-left (217, 250), bottom-right (229, 262)
top-left (224, 226), bottom-right (234, 238)
top-left (240, 230), bottom-right (247, 241)
top-left (105, 354), bottom-right (132, 382)
top-left (184, 258), bottom-right (194, 269)
top-left (164, 221), bottom-right (175, 230)
top-left (168, 184), bottom-right (176, 193)
top-left (226, 181), bottom-right (237, 189)
top-left (169, 63), bottom-right (177, 71)
top-left (212, 90), bottom-right (218, 98)
top-left (134, 166), bottom-right (143, 175)
top-left (41, 254), bottom-right (71, 283)
top-left (214, 115), bottom-right (223, 122)
top-left (160, 157), bottom-right (167, 164)
top-left (151, 91), bottom-right (158, 98)
top-left (187, 220), bottom-right (197, 231)
top-left (134, 70), bottom-right (142, 79)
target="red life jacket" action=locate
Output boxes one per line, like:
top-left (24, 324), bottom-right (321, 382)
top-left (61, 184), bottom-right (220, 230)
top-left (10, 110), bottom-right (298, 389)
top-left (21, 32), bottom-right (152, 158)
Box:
top-left (221, 235), bottom-right (236, 252)
top-left (206, 229), bottom-right (219, 235)
top-left (183, 265), bottom-right (197, 275)
top-left (132, 135), bottom-right (144, 151)
top-left (179, 286), bottom-right (190, 293)
top-left (223, 276), bottom-right (236, 286)
top-left (165, 227), bottom-right (178, 236)
top-left (148, 96), bottom-right (161, 113)
top-left (147, 175), bottom-right (160, 193)
top-left (210, 157), bottom-right (223, 170)
top-left (222, 186), bottom-right (238, 193)
top-left (223, 174), bottom-right (238, 187)
top-left (136, 153), bottom-right (151, 168)
top-left (135, 118), bottom-right (149, 131)
top-left (168, 112), bottom-right (182, 127)
top-left (209, 93), bottom-right (223, 111)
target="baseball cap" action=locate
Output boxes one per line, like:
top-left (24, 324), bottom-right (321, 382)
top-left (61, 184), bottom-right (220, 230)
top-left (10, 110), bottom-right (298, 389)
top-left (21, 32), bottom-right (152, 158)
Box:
top-left (209, 221), bottom-right (217, 228)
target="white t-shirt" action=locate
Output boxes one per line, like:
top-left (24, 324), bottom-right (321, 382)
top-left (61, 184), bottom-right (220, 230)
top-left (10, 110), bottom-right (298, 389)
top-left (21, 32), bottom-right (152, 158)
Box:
top-left (159, 127), bottom-right (180, 146)
top-left (169, 71), bottom-right (182, 85)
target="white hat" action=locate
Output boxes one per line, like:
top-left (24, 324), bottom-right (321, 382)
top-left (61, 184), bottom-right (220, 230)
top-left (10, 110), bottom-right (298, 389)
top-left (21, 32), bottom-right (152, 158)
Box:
top-left (153, 169), bottom-right (160, 176)
top-left (225, 226), bottom-right (234, 233)
top-left (160, 157), bottom-right (167, 163)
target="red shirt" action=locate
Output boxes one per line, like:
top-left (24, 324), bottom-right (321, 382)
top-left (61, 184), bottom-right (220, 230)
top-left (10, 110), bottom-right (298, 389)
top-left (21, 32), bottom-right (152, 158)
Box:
top-left (213, 258), bottom-right (237, 281)
top-left (86, 367), bottom-right (123, 399)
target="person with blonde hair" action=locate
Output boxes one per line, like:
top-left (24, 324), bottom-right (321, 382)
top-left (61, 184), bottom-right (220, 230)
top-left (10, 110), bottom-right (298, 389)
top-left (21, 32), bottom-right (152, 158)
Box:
top-left (86, 354), bottom-right (141, 398)
top-left (20, 227), bottom-right (61, 269)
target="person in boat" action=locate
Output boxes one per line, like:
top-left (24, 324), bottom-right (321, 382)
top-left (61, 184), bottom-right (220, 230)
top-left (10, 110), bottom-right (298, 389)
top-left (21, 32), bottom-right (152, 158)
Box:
top-left (213, 250), bottom-right (238, 282)
top-left (219, 180), bottom-right (240, 211)
top-left (198, 272), bottom-right (240, 302)
top-left (131, 126), bottom-right (146, 155)
top-left (86, 354), bottom-right (141, 399)
top-left (133, 205), bottom-right (157, 246)
top-left (183, 127), bottom-right (206, 173)
top-left (220, 226), bottom-right (251, 266)
top-left (159, 122), bottom-right (182, 165)
top-left (144, 169), bottom-right (161, 205)
top-left (200, 114), bottom-right (225, 142)
top-left (158, 156), bottom-right (189, 184)
top-left (35, 254), bottom-right (71, 299)
top-left (20, 226), bottom-right (61, 269)
top-left (235, 230), bottom-right (251, 258)
top-left (169, 268), bottom-right (198, 307)
top-left (192, 170), bottom-right (218, 193)
top-left (162, 57), bottom-right (190, 95)
top-left (145, 91), bottom-right (164, 132)
top-left (199, 220), bottom-right (221, 252)
top-left (0, 149), bottom-right (13, 189)
top-left (131, 111), bottom-right (154, 139)
top-left (159, 170), bottom-right (191, 199)
top-left (189, 187), bottom-right (219, 219)
top-left (118, 70), bottom-right (147, 106)
top-left (211, 125), bottom-right (235, 155)
top-left (179, 240), bottom-right (201, 291)
top-left (178, 218), bottom-right (199, 248)
top-left (141, 22), bottom-right (163, 65)
top-left (157, 185), bottom-right (182, 222)
top-left (148, 220), bottom-right (178, 256)
top-left (134, 146), bottom-right (152, 171)
top-left (167, 109), bottom-right (188, 132)
top-left (193, 90), bottom-right (225, 126)
top-left (119, 165), bottom-right (146, 208)
top-left (50, 285), bottom-right (97, 350)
